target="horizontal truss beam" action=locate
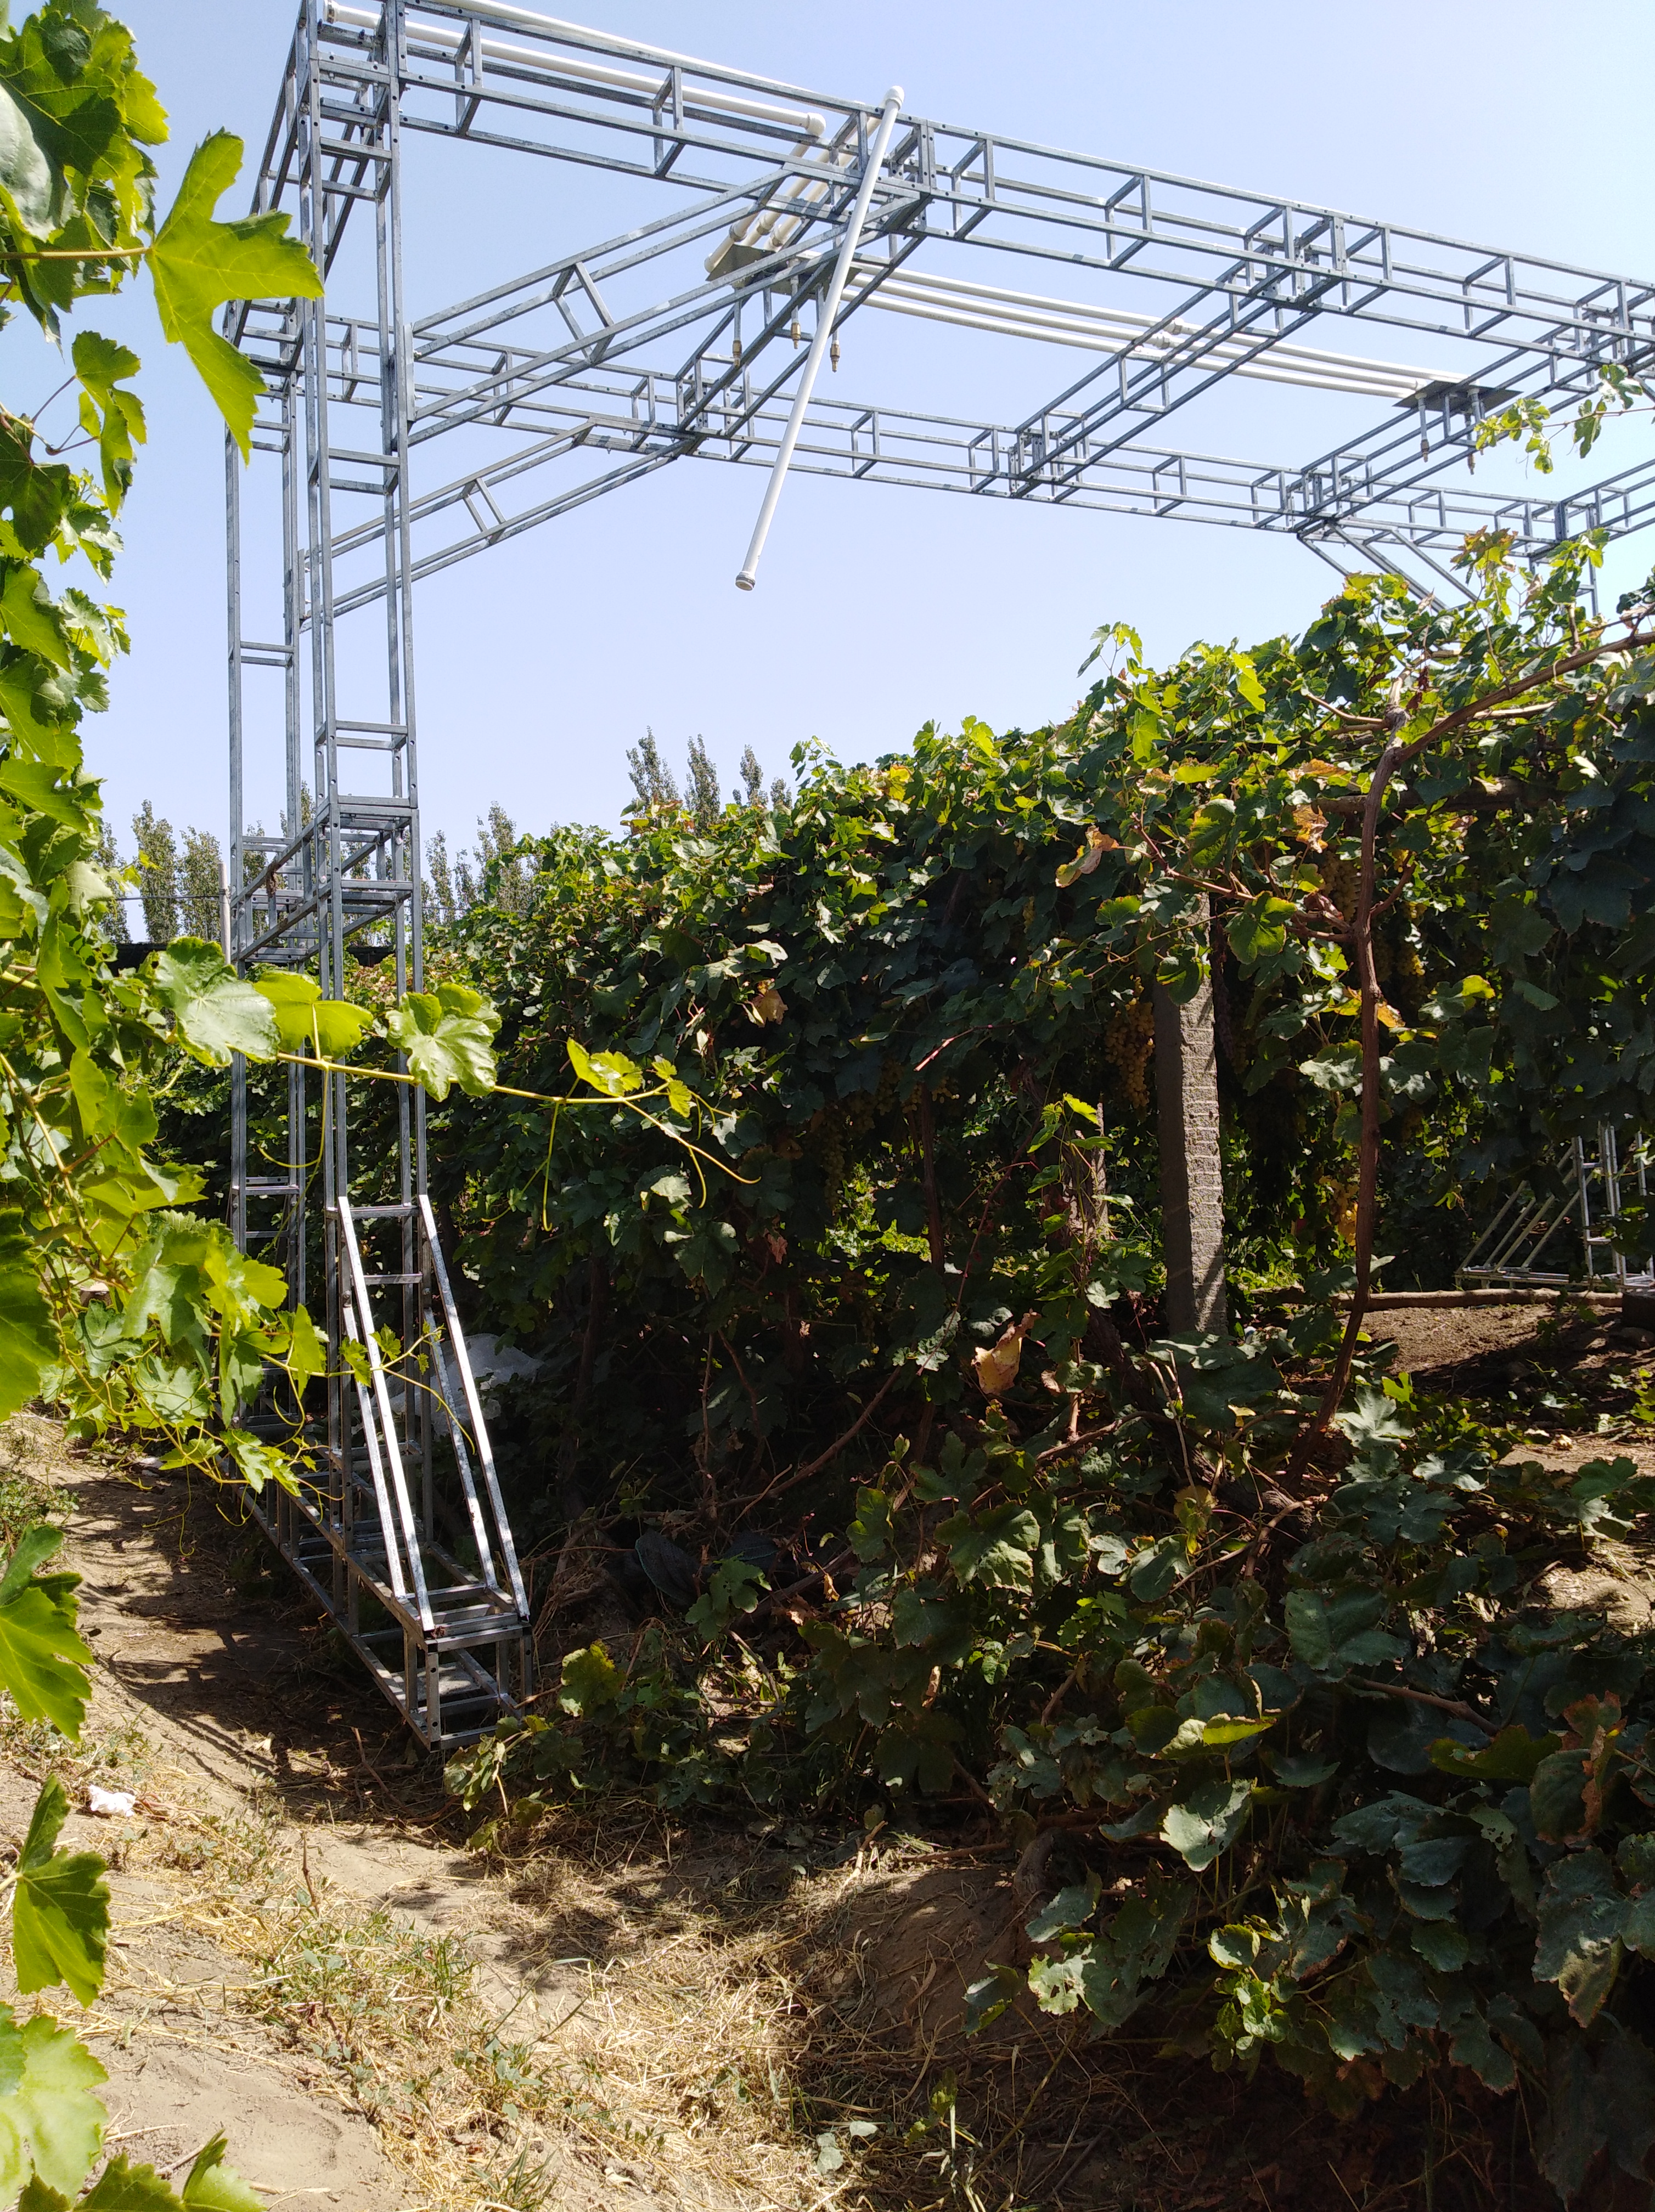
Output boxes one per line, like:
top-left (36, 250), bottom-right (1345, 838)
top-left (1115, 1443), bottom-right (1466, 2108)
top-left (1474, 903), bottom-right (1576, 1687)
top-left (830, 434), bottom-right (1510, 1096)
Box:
top-left (230, 336), bottom-right (1655, 613)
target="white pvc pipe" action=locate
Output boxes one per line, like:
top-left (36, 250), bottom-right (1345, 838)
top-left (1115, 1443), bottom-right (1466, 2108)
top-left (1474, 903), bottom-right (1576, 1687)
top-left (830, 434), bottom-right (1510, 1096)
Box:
top-left (858, 268), bottom-right (1432, 397)
top-left (324, 2), bottom-right (828, 137)
top-left (875, 266), bottom-right (1432, 384)
top-left (864, 288), bottom-right (1423, 398)
top-left (735, 88), bottom-right (903, 592)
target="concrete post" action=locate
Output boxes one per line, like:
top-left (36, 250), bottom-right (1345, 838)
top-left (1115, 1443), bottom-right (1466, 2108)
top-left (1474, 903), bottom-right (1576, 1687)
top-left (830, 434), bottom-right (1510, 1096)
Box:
top-left (1153, 910), bottom-right (1227, 1333)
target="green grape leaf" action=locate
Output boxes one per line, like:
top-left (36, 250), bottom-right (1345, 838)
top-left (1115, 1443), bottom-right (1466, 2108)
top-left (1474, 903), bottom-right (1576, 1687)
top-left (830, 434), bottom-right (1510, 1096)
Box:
top-left (558, 1642), bottom-right (620, 1716)
top-left (18, 2173), bottom-right (74, 2212)
top-left (385, 984), bottom-right (499, 1099)
top-left (78, 2155), bottom-right (187, 2209)
top-left (0, 566), bottom-right (70, 668)
top-left (943, 1503), bottom-right (1040, 1591)
top-left (71, 333), bottom-right (145, 512)
top-left (150, 943), bottom-right (278, 1067)
top-left (249, 972), bottom-right (316, 1050)
top-left (1161, 1779), bottom-right (1254, 1871)
top-left (0, 2007), bottom-right (108, 2202)
top-left (150, 133), bottom-right (322, 458)
top-left (1226, 895), bottom-right (1296, 969)
top-left (13, 1779), bottom-right (109, 2006)
top-left (0, 1213), bottom-right (57, 1419)
top-left (0, 2), bottom-right (125, 251)
top-left (309, 1001), bottom-right (373, 1059)
top-left (0, 1527), bottom-right (92, 1740)
top-left (566, 1037), bottom-right (642, 1097)
top-left (252, 973), bottom-right (372, 1060)
top-left (181, 2135), bottom-right (264, 2212)
top-left (1428, 1724), bottom-right (1557, 1783)
top-left (284, 1306), bottom-right (327, 1400)
top-left (222, 1429), bottom-right (294, 1497)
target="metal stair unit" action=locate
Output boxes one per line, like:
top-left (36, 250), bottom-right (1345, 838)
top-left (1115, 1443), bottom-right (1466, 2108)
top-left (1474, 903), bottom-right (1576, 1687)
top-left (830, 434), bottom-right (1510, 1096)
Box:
top-left (224, 0), bottom-right (532, 1742)
top-left (252, 1196), bottom-right (532, 1745)
top-left (1459, 1126), bottom-right (1655, 1291)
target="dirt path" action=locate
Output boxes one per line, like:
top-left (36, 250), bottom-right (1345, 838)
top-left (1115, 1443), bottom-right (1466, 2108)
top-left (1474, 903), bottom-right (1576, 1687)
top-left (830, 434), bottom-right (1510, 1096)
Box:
top-left (0, 1417), bottom-right (700, 2209)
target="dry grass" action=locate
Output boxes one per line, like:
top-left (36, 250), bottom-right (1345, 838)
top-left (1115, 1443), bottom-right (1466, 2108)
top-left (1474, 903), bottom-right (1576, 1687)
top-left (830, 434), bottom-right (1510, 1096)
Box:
top-left (115, 1793), bottom-right (840, 2212)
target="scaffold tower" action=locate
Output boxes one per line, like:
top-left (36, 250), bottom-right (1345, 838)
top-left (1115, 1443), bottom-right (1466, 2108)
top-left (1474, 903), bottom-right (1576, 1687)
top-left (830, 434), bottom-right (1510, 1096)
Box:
top-left (223, 0), bottom-right (1655, 1738)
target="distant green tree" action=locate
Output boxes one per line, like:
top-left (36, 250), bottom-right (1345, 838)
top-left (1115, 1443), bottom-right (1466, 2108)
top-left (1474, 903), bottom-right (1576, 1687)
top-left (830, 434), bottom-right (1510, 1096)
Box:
top-left (178, 826), bottom-right (223, 944)
top-left (93, 822), bottom-right (129, 943)
top-left (735, 742), bottom-right (791, 810)
top-left (426, 805), bottom-right (532, 927)
top-left (131, 801), bottom-right (178, 941)
top-left (459, 804), bottom-right (531, 913)
top-left (684, 734), bottom-right (721, 827)
top-left (425, 828), bottom-right (459, 928)
top-left (625, 727), bottom-right (679, 811)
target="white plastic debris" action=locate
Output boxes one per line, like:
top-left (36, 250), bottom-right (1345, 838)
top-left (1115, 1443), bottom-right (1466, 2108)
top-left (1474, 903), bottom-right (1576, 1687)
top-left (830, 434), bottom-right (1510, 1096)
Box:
top-left (87, 1786), bottom-right (136, 1818)
top-left (446, 1333), bottom-right (543, 1424)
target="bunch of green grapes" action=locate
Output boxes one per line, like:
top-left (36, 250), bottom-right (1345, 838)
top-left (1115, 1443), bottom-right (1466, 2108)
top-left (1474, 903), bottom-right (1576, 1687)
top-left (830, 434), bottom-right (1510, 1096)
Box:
top-left (1319, 855), bottom-right (1361, 922)
top-left (1105, 994), bottom-right (1155, 1115)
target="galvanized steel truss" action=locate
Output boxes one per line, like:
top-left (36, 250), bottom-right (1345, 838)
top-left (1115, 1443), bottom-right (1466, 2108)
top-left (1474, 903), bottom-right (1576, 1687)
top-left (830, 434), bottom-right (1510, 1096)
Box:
top-left (1459, 1128), bottom-right (1654, 1291)
top-left (228, 0), bottom-right (1655, 616)
top-left (224, 0), bottom-right (1655, 1733)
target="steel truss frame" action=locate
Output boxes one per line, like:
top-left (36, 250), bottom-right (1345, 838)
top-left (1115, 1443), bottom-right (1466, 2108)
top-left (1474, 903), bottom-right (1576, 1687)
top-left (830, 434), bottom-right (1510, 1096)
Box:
top-left (1459, 1127), bottom-right (1654, 1291)
top-left (228, 0), bottom-right (1655, 610)
top-left (225, 0), bottom-right (1655, 1734)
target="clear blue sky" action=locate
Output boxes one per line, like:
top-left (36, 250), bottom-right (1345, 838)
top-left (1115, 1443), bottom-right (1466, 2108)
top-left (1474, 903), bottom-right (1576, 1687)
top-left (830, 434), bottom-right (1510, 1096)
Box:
top-left (42, 0), bottom-right (1655, 860)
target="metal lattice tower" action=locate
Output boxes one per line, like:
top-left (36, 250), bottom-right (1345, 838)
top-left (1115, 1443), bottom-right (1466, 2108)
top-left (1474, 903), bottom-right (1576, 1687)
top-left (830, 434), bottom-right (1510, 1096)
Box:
top-left (223, 0), bottom-right (1655, 1737)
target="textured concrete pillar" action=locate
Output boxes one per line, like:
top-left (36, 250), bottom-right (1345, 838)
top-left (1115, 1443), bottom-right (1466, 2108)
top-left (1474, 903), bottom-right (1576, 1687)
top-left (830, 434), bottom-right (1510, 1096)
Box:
top-left (1153, 927), bottom-right (1227, 1334)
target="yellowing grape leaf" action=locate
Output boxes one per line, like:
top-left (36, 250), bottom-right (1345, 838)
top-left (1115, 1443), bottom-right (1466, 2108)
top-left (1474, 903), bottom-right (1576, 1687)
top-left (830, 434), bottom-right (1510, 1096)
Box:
top-left (1055, 826), bottom-right (1116, 888)
top-left (974, 1318), bottom-right (1029, 1397)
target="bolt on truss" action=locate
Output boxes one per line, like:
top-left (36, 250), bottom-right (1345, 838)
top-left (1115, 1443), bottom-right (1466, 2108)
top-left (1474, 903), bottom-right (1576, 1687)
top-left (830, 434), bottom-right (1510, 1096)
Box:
top-left (224, 1), bottom-right (1655, 1730)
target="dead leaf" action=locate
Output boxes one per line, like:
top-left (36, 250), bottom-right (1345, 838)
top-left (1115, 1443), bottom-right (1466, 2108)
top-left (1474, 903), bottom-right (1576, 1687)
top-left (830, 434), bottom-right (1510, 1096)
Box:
top-left (747, 983), bottom-right (786, 1024)
top-left (1055, 825), bottom-right (1117, 888)
top-left (975, 1315), bottom-right (1033, 1396)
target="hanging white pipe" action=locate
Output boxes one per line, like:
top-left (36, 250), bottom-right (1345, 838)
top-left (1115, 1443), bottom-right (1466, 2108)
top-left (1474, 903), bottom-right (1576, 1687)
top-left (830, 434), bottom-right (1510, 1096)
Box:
top-left (324, 3), bottom-right (828, 137)
top-left (735, 87), bottom-right (903, 592)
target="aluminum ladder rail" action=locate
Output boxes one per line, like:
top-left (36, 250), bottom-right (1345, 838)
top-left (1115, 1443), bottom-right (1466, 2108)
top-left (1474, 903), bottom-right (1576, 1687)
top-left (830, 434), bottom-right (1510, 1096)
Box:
top-left (247, 1194), bottom-right (533, 1746)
